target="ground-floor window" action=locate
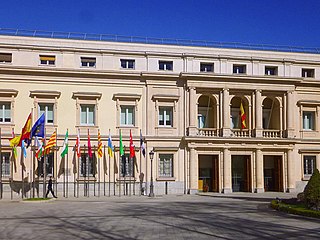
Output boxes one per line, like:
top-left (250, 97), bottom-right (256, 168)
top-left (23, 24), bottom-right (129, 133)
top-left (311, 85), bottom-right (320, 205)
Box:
top-left (303, 155), bottom-right (316, 176)
top-left (120, 154), bottom-right (134, 177)
top-left (37, 153), bottom-right (54, 177)
top-left (1, 152), bottom-right (10, 177)
top-left (80, 153), bottom-right (96, 177)
top-left (158, 154), bottom-right (173, 177)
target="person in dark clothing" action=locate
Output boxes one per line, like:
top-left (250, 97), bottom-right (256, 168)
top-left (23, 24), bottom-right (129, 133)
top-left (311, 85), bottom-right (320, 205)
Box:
top-left (46, 176), bottom-right (57, 198)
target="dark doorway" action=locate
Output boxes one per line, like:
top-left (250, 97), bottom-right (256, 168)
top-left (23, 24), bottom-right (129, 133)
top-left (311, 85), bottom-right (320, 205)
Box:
top-left (198, 155), bottom-right (219, 192)
top-left (232, 155), bottom-right (251, 192)
top-left (264, 156), bottom-right (283, 192)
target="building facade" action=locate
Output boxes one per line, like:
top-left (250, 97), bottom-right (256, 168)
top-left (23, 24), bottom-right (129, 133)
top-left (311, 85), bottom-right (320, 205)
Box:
top-left (0, 32), bottom-right (320, 198)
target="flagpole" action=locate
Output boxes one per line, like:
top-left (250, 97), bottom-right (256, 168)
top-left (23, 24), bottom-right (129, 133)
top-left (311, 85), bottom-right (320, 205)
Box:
top-left (124, 145), bottom-right (126, 196)
top-left (98, 145), bottom-right (100, 197)
top-left (77, 148), bottom-right (80, 198)
top-left (113, 144), bottom-right (116, 196)
top-left (108, 148), bottom-right (111, 197)
top-left (118, 148), bottom-right (121, 197)
top-left (84, 144), bottom-right (86, 197)
top-left (66, 143), bottom-right (68, 198)
top-left (10, 128), bottom-right (14, 200)
top-left (0, 128), bottom-right (2, 200)
top-left (103, 145), bottom-right (106, 196)
top-left (93, 145), bottom-right (96, 197)
top-left (21, 148), bottom-right (24, 199)
top-left (55, 128), bottom-right (58, 197)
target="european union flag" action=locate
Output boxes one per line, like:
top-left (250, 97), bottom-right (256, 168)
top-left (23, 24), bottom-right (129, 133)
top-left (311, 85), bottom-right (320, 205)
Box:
top-left (31, 113), bottom-right (45, 138)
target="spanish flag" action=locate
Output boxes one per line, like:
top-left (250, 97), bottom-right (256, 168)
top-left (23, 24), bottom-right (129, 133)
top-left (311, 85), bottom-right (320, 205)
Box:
top-left (240, 102), bottom-right (246, 129)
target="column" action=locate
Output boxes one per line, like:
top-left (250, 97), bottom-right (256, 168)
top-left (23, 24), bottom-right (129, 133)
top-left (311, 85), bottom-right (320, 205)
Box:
top-left (223, 148), bottom-right (232, 193)
top-left (189, 147), bottom-right (198, 194)
top-left (255, 149), bottom-right (264, 193)
top-left (255, 89), bottom-right (263, 137)
top-left (287, 91), bottom-right (295, 138)
top-left (287, 148), bottom-right (295, 192)
top-left (188, 87), bottom-right (197, 136)
top-left (222, 88), bottom-right (231, 137)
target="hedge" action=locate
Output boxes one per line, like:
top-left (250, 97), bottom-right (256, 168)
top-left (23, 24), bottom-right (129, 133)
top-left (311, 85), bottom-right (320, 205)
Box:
top-left (271, 200), bottom-right (320, 218)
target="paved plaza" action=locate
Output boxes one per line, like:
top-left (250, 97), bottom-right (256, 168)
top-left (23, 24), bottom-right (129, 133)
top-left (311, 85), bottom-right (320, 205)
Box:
top-left (0, 193), bottom-right (319, 240)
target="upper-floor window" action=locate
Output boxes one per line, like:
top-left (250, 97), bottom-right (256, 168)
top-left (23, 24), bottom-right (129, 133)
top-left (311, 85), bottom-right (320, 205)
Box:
top-left (159, 154), bottom-right (173, 177)
top-left (81, 57), bottom-right (96, 67)
top-left (304, 155), bottom-right (316, 176)
top-left (121, 59), bottom-right (135, 69)
top-left (120, 106), bottom-right (135, 126)
top-left (0, 53), bottom-right (12, 63)
top-left (200, 63), bottom-right (214, 72)
top-left (80, 104), bottom-right (95, 125)
top-left (302, 68), bottom-right (315, 78)
top-left (159, 107), bottom-right (173, 127)
top-left (265, 66), bottom-right (278, 76)
top-left (0, 103), bottom-right (11, 123)
top-left (159, 61), bottom-right (173, 71)
top-left (39, 103), bottom-right (54, 124)
top-left (40, 55), bottom-right (55, 65)
top-left (1, 152), bottom-right (10, 177)
top-left (303, 111), bottom-right (315, 130)
top-left (233, 64), bottom-right (246, 74)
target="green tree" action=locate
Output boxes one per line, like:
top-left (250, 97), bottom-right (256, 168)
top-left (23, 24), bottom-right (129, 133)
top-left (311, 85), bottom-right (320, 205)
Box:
top-left (304, 169), bottom-right (320, 210)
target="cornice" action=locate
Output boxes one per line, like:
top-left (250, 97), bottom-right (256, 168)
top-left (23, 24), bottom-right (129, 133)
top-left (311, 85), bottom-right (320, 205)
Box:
top-left (29, 90), bottom-right (61, 98)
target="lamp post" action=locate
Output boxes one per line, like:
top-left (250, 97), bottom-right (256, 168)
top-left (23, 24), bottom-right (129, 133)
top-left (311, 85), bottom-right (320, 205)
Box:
top-left (149, 149), bottom-right (155, 197)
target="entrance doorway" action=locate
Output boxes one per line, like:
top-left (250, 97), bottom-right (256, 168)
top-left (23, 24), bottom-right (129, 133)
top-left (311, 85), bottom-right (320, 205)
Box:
top-left (198, 155), bottom-right (219, 192)
top-left (232, 155), bottom-right (251, 192)
top-left (263, 156), bottom-right (283, 192)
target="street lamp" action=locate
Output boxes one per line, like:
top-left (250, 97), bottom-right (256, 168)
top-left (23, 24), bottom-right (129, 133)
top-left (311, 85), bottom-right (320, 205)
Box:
top-left (149, 149), bottom-right (155, 197)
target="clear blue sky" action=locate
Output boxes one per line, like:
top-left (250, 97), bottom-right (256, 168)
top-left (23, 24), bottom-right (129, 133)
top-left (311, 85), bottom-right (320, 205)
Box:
top-left (1, 0), bottom-right (320, 48)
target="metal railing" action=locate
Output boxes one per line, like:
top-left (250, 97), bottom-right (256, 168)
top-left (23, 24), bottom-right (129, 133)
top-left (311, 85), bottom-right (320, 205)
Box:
top-left (0, 28), bottom-right (319, 54)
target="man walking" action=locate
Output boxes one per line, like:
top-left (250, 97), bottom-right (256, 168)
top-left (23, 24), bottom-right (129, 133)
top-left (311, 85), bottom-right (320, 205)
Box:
top-left (46, 176), bottom-right (57, 198)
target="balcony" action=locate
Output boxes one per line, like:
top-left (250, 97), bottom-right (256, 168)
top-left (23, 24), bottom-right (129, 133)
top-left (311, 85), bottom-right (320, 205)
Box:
top-left (231, 129), bottom-right (251, 137)
top-left (197, 128), bottom-right (219, 137)
top-left (262, 129), bottom-right (282, 138)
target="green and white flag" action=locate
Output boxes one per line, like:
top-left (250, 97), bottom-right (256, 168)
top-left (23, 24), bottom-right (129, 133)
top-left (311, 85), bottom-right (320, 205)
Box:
top-left (61, 129), bottom-right (68, 158)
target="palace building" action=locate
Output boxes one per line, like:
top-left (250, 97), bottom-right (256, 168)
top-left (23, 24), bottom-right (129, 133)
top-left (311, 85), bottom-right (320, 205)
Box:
top-left (0, 29), bottom-right (320, 198)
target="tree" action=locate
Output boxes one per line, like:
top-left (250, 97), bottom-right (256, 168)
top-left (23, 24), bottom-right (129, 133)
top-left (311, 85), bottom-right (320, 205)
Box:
top-left (303, 169), bottom-right (320, 210)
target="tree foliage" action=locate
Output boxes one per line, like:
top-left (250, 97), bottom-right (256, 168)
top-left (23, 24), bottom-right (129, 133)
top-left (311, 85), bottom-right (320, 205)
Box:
top-left (303, 169), bottom-right (320, 211)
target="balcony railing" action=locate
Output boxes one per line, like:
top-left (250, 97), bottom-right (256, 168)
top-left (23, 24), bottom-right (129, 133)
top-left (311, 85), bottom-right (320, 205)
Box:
top-left (231, 129), bottom-right (251, 137)
top-left (262, 129), bottom-right (282, 138)
top-left (197, 128), bottom-right (219, 137)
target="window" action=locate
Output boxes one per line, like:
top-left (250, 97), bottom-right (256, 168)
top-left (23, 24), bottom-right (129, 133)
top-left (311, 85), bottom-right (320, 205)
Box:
top-left (1, 152), bottom-right (10, 177)
top-left (304, 156), bottom-right (316, 176)
top-left (159, 107), bottom-right (173, 127)
top-left (37, 153), bottom-right (54, 177)
top-left (159, 61), bottom-right (173, 71)
top-left (303, 111), bottom-right (315, 130)
top-left (81, 57), bottom-right (96, 67)
top-left (40, 55), bottom-right (55, 65)
top-left (0, 103), bottom-right (11, 123)
top-left (120, 59), bottom-right (135, 69)
top-left (0, 53), bottom-right (12, 63)
top-left (233, 64), bottom-right (246, 74)
top-left (265, 66), bottom-right (278, 76)
top-left (159, 154), bottom-right (173, 177)
top-left (80, 105), bottom-right (95, 125)
top-left (302, 68), bottom-right (315, 78)
top-left (120, 106), bottom-right (135, 126)
top-left (120, 154), bottom-right (134, 177)
top-left (80, 153), bottom-right (96, 177)
top-left (200, 63), bottom-right (214, 72)
top-left (39, 103), bottom-right (54, 124)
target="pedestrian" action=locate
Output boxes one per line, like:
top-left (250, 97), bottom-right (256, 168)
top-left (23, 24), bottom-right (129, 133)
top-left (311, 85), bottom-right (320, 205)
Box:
top-left (46, 176), bottom-right (57, 198)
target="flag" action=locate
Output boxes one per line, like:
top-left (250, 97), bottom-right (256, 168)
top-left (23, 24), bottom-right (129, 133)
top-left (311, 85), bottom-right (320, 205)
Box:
top-left (240, 102), bottom-right (246, 129)
top-left (10, 130), bottom-right (17, 172)
top-left (19, 113), bottom-right (32, 147)
top-left (60, 129), bottom-right (68, 158)
top-left (21, 139), bottom-right (27, 158)
top-left (108, 130), bottom-right (114, 157)
top-left (20, 140), bottom-right (26, 171)
top-left (103, 146), bottom-right (108, 175)
top-left (76, 128), bottom-right (80, 158)
top-left (129, 130), bottom-right (135, 159)
top-left (87, 129), bottom-right (92, 158)
top-left (140, 130), bottom-right (146, 157)
top-left (31, 113), bottom-right (45, 138)
top-left (45, 131), bottom-right (56, 154)
top-left (97, 130), bottom-right (103, 158)
top-left (35, 137), bottom-right (44, 160)
top-left (119, 130), bottom-right (124, 157)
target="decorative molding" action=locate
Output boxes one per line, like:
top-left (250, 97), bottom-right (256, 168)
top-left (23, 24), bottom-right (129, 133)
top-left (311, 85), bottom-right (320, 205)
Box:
top-left (112, 93), bottom-right (141, 101)
top-left (72, 92), bottom-right (102, 100)
top-left (0, 89), bottom-right (18, 97)
top-left (29, 90), bottom-right (61, 98)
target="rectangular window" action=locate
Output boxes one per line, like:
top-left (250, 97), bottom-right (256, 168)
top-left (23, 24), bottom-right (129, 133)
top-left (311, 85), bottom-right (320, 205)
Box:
top-left (40, 55), bottom-right (55, 65)
top-left (304, 156), bottom-right (316, 175)
top-left (302, 69), bottom-right (315, 78)
top-left (37, 153), bottom-right (54, 177)
top-left (120, 59), bottom-right (135, 69)
top-left (120, 154), bottom-right (134, 177)
top-left (80, 105), bottom-right (95, 125)
top-left (265, 66), bottom-right (278, 76)
top-left (303, 111), bottom-right (315, 130)
top-left (0, 103), bottom-right (11, 123)
top-left (159, 107), bottom-right (173, 127)
top-left (159, 154), bottom-right (173, 177)
top-left (233, 64), bottom-right (246, 74)
top-left (120, 106), bottom-right (135, 126)
top-left (200, 63), bottom-right (214, 72)
top-left (0, 53), bottom-right (12, 63)
top-left (39, 103), bottom-right (54, 124)
top-left (80, 153), bottom-right (96, 177)
top-left (81, 57), bottom-right (96, 67)
top-left (159, 61), bottom-right (173, 71)
top-left (1, 152), bottom-right (10, 177)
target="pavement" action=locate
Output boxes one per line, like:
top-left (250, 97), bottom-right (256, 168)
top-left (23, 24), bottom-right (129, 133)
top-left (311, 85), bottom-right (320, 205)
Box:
top-left (0, 193), bottom-right (319, 240)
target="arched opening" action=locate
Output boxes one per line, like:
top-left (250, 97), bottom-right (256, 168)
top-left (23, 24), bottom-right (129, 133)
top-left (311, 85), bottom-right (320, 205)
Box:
top-left (262, 97), bottom-right (281, 130)
top-left (197, 95), bottom-right (216, 129)
top-left (230, 96), bottom-right (248, 129)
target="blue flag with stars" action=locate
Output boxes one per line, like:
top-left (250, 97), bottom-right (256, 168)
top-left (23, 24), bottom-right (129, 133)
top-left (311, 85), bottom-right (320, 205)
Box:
top-left (31, 113), bottom-right (45, 138)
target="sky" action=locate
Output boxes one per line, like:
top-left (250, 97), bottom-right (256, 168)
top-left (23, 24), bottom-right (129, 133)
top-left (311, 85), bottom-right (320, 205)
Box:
top-left (0, 0), bottom-right (320, 48)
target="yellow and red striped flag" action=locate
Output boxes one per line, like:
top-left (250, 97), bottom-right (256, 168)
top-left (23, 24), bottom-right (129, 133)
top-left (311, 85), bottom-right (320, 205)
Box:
top-left (45, 131), bottom-right (56, 154)
top-left (97, 130), bottom-right (103, 158)
top-left (240, 102), bottom-right (246, 129)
